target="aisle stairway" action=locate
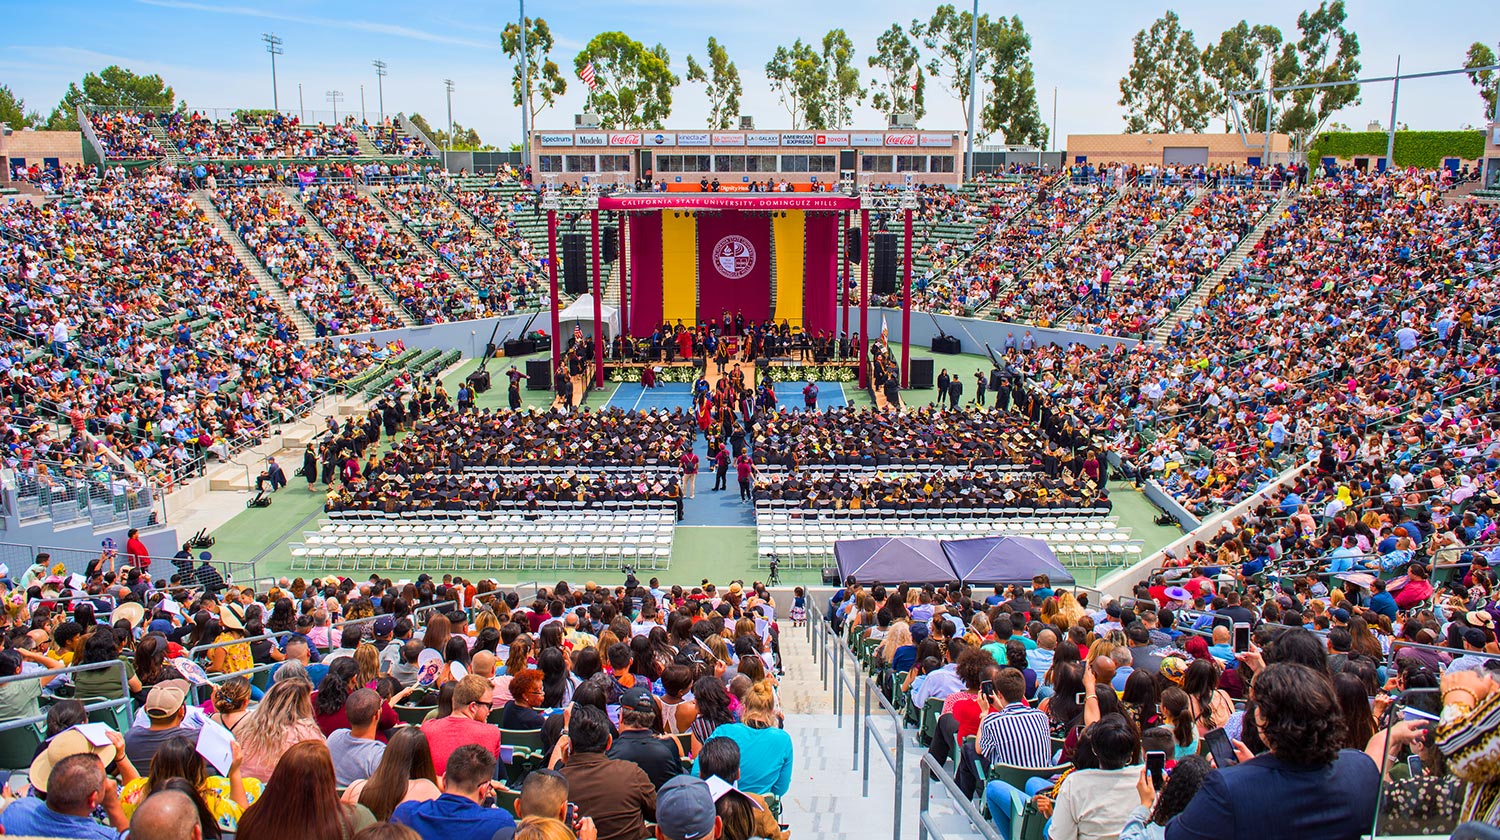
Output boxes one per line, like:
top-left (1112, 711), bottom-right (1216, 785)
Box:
top-left (147, 120), bottom-right (188, 165)
top-left (188, 191), bottom-right (313, 339)
top-left (281, 187), bottom-right (418, 327)
top-left (352, 126), bottom-right (382, 156)
top-left (778, 611), bottom-right (987, 840)
top-left (1149, 191), bottom-right (1295, 342)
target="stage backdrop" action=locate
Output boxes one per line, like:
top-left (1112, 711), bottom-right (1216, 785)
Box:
top-left (803, 212), bottom-right (840, 334)
top-left (628, 211), bottom-right (663, 337)
top-left (696, 209), bottom-right (771, 326)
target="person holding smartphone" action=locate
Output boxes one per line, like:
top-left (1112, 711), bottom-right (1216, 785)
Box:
top-left (1164, 663), bottom-right (1379, 839)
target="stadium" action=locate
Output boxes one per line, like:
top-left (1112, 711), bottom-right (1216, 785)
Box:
top-left (0, 3), bottom-right (1497, 839)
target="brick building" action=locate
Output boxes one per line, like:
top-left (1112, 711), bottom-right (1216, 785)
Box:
top-left (1065, 132), bottom-right (1291, 168)
top-left (0, 129), bottom-right (85, 186)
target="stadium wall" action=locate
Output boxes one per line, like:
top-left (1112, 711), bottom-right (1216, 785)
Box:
top-left (0, 129), bottom-right (85, 184)
top-left (1066, 132), bottom-right (1290, 166)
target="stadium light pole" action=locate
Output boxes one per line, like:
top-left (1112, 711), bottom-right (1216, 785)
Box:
top-left (519, 0), bottom-right (531, 174)
top-left (373, 59), bottom-right (388, 123)
top-left (298, 84), bottom-right (305, 123)
top-left (262, 33), bottom-right (283, 111)
top-left (327, 90), bottom-right (343, 123)
top-left (1262, 53), bottom-right (1273, 165)
top-left (444, 79), bottom-right (455, 170)
top-left (1386, 56), bottom-right (1400, 169)
top-left (963, 0), bottom-right (978, 181)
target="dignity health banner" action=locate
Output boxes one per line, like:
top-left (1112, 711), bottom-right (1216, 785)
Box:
top-left (696, 209), bottom-right (772, 326)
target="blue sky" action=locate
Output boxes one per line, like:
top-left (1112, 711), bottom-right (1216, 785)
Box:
top-left (2, 0), bottom-right (1493, 147)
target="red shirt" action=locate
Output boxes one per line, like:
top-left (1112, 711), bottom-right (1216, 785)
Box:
top-left (421, 714), bottom-right (502, 775)
top-left (680, 453), bottom-right (699, 475)
top-left (125, 537), bottom-right (151, 570)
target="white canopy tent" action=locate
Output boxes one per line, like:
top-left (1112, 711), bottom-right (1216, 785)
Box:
top-left (556, 293), bottom-right (620, 341)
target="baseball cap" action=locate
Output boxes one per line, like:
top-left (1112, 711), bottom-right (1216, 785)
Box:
top-left (620, 685), bottom-right (657, 715)
top-left (1330, 608), bottom-right (1351, 623)
top-left (373, 615), bottom-right (397, 636)
top-left (656, 775), bottom-right (719, 840)
top-left (144, 679), bottom-right (191, 719)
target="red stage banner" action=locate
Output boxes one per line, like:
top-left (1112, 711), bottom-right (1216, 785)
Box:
top-left (802, 211), bottom-right (839, 335)
top-left (696, 209), bottom-right (772, 327)
top-left (599, 193), bottom-right (860, 211)
top-left (628, 211), bottom-right (663, 337)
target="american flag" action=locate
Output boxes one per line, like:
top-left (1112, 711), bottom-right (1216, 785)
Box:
top-left (580, 62), bottom-right (598, 91)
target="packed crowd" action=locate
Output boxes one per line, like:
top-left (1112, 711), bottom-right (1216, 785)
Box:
top-left (85, 111), bottom-right (163, 160)
top-left (752, 468), bottom-right (1110, 512)
top-left (385, 407), bottom-right (698, 470)
top-left (160, 112), bottom-right (364, 159)
top-left (900, 178), bottom-right (1042, 314)
top-left (749, 405), bottom-right (1054, 469)
top-left (302, 185), bottom-right (497, 324)
top-left (380, 183), bottom-right (544, 312)
top-left (1012, 167), bottom-right (1498, 515)
top-left (1052, 188), bottom-right (1278, 336)
top-left (0, 169), bottom-right (394, 477)
top-left (363, 123), bottom-right (432, 158)
top-left (0, 568), bottom-right (794, 840)
top-left (831, 560), bottom-right (1499, 839)
top-left (996, 184), bottom-right (1192, 329)
top-left (212, 187), bottom-right (406, 335)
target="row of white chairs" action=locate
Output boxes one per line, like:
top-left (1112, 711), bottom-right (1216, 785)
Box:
top-left (315, 512), bottom-right (674, 536)
top-left (290, 539), bottom-right (674, 573)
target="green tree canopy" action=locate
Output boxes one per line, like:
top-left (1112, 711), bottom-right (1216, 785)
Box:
top-left (765, 40), bottom-right (821, 130)
top-left (502, 17), bottom-right (567, 130)
top-left (1464, 42), bottom-right (1497, 122)
top-left (409, 112), bottom-right (490, 150)
top-left (868, 24), bottom-right (925, 123)
top-left (1201, 21), bottom-right (1285, 132)
top-left (980, 15), bottom-right (1044, 147)
top-left (573, 32), bottom-right (678, 130)
top-left (1277, 1), bottom-right (1361, 154)
top-left (47, 65), bottom-right (176, 131)
top-left (1118, 11), bottom-right (1214, 133)
top-left (685, 37), bottom-right (742, 130)
top-left (0, 84), bottom-right (40, 129)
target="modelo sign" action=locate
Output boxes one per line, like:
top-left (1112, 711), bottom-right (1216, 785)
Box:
top-left (781, 133), bottom-right (816, 146)
top-left (538, 133), bottom-right (573, 146)
top-left (574, 133), bottom-right (607, 147)
top-left (609, 133), bottom-right (642, 146)
top-left (815, 133), bottom-right (850, 146)
top-left (885, 133), bottom-right (918, 147)
top-left (677, 132), bottom-right (711, 146)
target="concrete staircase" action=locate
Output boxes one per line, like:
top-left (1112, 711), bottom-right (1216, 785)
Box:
top-left (352, 126), bottom-right (382, 157)
top-left (1117, 187), bottom-right (1209, 274)
top-left (280, 187), bottom-right (416, 327)
top-left (148, 122), bottom-right (189, 165)
top-left (1149, 191), bottom-right (1296, 342)
top-left (188, 191), bottom-right (313, 339)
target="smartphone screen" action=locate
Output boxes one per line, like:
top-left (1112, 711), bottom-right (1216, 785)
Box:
top-left (1407, 755), bottom-right (1423, 777)
top-left (980, 679), bottom-right (995, 697)
top-left (1075, 692), bottom-right (1087, 705)
top-left (1233, 623), bottom-right (1251, 653)
top-left (1146, 751), bottom-right (1166, 788)
top-left (1203, 727), bottom-right (1237, 768)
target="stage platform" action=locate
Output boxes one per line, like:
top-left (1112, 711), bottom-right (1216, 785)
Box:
top-left (606, 381), bottom-right (848, 413)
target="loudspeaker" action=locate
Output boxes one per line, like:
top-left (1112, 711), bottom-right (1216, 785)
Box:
top-left (839, 149), bottom-right (856, 172)
top-left (846, 226), bottom-right (862, 264)
top-left (466, 370), bottom-right (491, 393)
top-left (525, 359), bottom-right (552, 391)
top-left (756, 358), bottom-right (770, 369)
top-left (562, 233), bottom-right (587, 295)
top-left (909, 357), bottom-right (934, 389)
top-left (872, 232), bottom-right (898, 295)
top-left (930, 335), bottom-right (962, 354)
top-left (503, 339), bottom-right (533, 357)
top-left (602, 226), bottom-right (619, 263)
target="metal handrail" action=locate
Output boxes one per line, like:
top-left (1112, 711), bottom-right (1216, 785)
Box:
top-left (0, 660), bottom-right (131, 735)
top-left (861, 673), bottom-right (907, 840)
top-left (918, 753), bottom-right (1003, 840)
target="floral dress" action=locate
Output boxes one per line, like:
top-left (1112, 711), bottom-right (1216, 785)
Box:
top-left (121, 776), bottom-right (264, 832)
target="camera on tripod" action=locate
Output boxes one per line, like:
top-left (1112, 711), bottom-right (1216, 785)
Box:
top-left (766, 555), bottom-right (781, 586)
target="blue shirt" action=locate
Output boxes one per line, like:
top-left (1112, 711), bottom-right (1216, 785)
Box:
top-left (392, 793), bottom-right (515, 840)
top-left (692, 723), bottom-right (794, 796)
top-left (0, 797), bottom-right (120, 839)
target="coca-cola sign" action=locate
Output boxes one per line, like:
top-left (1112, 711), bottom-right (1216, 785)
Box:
top-left (884, 133), bottom-right (918, 146)
top-left (608, 133), bottom-right (642, 146)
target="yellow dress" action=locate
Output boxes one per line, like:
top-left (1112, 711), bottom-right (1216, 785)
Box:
top-left (121, 775), bottom-right (263, 832)
top-left (212, 632), bottom-right (254, 675)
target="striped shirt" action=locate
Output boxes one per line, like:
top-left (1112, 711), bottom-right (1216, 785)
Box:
top-left (976, 702), bottom-right (1053, 768)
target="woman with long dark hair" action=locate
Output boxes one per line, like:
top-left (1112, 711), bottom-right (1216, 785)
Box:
top-left (1332, 672), bottom-right (1377, 750)
top-left (537, 647), bottom-right (575, 707)
top-left (1041, 661), bottom-right (1087, 737)
top-left (420, 614), bottom-right (451, 653)
top-left (342, 727), bottom-right (441, 822)
top-left (119, 734), bottom-right (259, 834)
top-left (313, 657), bottom-right (400, 737)
top-left (1181, 657), bottom-right (1233, 735)
top-left (689, 675), bottom-right (737, 752)
top-left (236, 740), bottom-right (375, 840)
top-left (74, 628), bottom-right (143, 701)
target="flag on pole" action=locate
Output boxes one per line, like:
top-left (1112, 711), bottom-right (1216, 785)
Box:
top-left (880, 314), bottom-right (889, 346)
top-left (580, 62), bottom-right (598, 91)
